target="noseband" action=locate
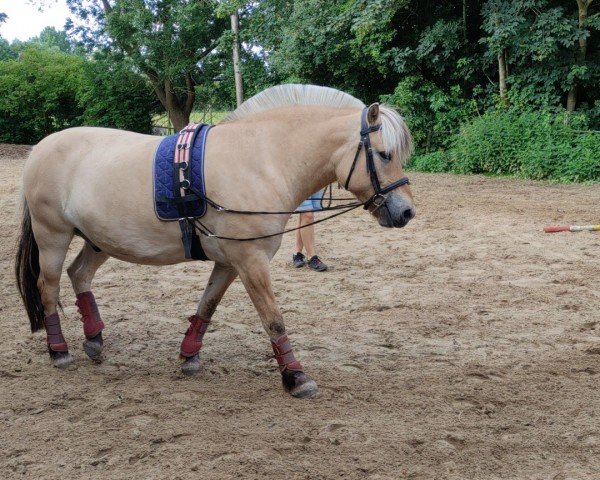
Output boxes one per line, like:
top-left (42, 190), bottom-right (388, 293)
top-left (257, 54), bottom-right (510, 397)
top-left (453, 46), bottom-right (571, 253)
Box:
top-left (343, 107), bottom-right (410, 209)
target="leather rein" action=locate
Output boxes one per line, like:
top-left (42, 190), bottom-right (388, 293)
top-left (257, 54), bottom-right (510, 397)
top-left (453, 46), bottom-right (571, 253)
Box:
top-left (190, 106), bottom-right (410, 241)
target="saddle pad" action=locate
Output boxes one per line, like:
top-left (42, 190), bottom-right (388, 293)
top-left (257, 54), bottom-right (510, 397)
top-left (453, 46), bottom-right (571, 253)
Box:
top-left (153, 124), bottom-right (212, 221)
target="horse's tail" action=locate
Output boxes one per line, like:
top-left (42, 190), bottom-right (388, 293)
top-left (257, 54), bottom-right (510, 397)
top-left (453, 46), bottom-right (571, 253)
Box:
top-left (15, 200), bottom-right (45, 332)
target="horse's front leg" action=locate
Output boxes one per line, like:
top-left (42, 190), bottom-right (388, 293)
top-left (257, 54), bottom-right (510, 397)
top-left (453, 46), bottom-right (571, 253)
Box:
top-left (236, 254), bottom-right (319, 399)
top-left (180, 262), bottom-right (237, 375)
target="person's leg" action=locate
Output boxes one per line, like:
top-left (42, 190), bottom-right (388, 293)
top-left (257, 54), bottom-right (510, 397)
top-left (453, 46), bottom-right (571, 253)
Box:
top-left (298, 212), bottom-right (316, 258)
top-left (300, 199), bottom-right (328, 272)
top-left (294, 216), bottom-right (304, 254)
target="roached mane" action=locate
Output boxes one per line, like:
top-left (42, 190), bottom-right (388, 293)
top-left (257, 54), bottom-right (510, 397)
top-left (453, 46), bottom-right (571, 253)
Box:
top-left (221, 84), bottom-right (413, 165)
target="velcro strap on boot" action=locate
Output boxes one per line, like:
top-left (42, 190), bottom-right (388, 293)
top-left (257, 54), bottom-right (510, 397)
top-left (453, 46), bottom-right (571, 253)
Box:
top-left (44, 313), bottom-right (68, 352)
top-left (271, 334), bottom-right (303, 372)
top-left (180, 315), bottom-right (210, 357)
top-left (76, 291), bottom-right (105, 338)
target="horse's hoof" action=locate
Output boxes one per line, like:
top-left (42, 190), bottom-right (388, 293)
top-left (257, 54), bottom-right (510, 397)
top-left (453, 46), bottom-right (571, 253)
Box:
top-left (181, 354), bottom-right (200, 376)
top-left (83, 332), bottom-right (103, 360)
top-left (49, 350), bottom-right (73, 369)
top-left (83, 339), bottom-right (104, 362)
top-left (282, 370), bottom-right (319, 399)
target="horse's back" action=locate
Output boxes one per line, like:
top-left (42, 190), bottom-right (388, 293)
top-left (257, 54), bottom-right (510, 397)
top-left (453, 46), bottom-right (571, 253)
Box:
top-left (28, 127), bottom-right (156, 168)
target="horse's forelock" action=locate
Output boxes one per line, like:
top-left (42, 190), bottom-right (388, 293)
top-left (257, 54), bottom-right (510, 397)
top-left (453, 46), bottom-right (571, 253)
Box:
top-left (379, 105), bottom-right (414, 166)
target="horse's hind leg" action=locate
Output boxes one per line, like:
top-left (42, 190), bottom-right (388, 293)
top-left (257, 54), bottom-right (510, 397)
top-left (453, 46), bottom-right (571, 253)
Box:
top-left (180, 263), bottom-right (238, 375)
top-left (32, 222), bottom-right (74, 368)
top-left (236, 254), bottom-right (318, 399)
top-left (67, 242), bottom-right (109, 361)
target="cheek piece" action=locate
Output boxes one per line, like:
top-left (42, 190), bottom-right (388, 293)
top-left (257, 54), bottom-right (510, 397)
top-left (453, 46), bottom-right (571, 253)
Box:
top-left (342, 106), bottom-right (410, 209)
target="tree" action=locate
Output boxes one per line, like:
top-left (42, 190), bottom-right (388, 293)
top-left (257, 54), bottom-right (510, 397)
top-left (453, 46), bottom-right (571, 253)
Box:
top-left (34, 26), bottom-right (75, 53)
top-left (481, 0), bottom-right (599, 111)
top-left (0, 45), bottom-right (86, 143)
top-left (0, 38), bottom-right (16, 61)
top-left (566, 0), bottom-right (595, 111)
top-left (79, 54), bottom-right (158, 133)
top-left (243, 0), bottom-right (412, 101)
top-left (481, 0), bottom-right (520, 104)
top-left (63, 0), bottom-right (228, 130)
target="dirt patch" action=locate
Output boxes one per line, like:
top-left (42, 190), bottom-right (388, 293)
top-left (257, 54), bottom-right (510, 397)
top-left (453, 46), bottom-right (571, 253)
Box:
top-left (0, 144), bottom-right (31, 160)
top-left (1, 153), bottom-right (599, 479)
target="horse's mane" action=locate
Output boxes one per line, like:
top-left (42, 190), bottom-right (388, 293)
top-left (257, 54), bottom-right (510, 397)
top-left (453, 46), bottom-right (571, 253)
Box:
top-left (222, 84), bottom-right (364, 122)
top-left (222, 84), bottom-right (413, 164)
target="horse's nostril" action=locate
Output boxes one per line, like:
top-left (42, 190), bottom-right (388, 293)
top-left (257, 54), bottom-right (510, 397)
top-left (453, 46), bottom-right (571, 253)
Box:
top-left (402, 208), bottom-right (415, 221)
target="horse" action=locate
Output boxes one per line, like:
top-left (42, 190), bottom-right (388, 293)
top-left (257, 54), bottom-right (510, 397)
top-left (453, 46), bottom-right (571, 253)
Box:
top-left (15, 84), bottom-right (415, 398)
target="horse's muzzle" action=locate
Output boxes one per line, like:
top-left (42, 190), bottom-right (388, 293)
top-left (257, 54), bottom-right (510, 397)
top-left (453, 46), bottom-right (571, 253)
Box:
top-left (376, 193), bottom-right (415, 228)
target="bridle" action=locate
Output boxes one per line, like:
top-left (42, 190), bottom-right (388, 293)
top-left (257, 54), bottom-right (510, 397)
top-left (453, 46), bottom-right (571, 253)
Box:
top-left (189, 106), bottom-right (411, 241)
top-left (343, 107), bottom-right (410, 210)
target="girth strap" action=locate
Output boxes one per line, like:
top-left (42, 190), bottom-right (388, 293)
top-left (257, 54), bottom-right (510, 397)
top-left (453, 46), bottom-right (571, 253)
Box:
top-left (271, 334), bottom-right (303, 372)
top-left (44, 313), bottom-right (68, 352)
top-left (172, 123), bottom-right (210, 261)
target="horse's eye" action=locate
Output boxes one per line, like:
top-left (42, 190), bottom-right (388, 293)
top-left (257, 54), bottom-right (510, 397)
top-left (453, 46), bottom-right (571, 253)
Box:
top-left (378, 151), bottom-right (392, 162)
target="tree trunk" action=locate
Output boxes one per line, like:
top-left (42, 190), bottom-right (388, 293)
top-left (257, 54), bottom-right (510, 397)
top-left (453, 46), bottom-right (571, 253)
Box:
top-left (498, 49), bottom-right (508, 104)
top-left (231, 10), bottom-right (244, 107)
top-left (494, 16), bottom-right (508, 105)
top-left (153, 78), bottom-right (195, 131)
top-left (566, 0), bottom-right (593, 112)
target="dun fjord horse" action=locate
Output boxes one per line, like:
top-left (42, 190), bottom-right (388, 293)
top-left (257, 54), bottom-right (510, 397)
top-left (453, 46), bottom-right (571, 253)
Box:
top-left (15, 85), bottom-right (415, 398)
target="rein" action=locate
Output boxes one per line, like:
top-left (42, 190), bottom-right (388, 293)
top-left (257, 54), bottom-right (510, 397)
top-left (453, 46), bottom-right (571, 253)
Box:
top-left (187, 106), bottom-right (410, 242)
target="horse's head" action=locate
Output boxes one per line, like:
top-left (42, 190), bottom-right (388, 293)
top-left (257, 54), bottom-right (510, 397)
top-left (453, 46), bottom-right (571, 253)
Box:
top-left (336, 103), bottom-right (415, 228)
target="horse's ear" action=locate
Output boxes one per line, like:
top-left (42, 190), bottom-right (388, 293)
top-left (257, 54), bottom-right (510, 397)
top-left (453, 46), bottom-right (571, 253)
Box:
top-left (367, 103), bottom-right (380, 125)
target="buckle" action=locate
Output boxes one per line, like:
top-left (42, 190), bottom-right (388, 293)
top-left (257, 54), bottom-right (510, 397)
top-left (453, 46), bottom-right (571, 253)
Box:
top-left (371, 194), bottom-right (386, 208)
top-left (363, 193), bottom-right (386, 210)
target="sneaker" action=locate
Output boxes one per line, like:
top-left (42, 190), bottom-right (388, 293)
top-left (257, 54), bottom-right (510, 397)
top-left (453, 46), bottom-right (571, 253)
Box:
top-left (307, 255), bottom-right (328, 272)
top-left (292, 252), bottom-right (306, 268)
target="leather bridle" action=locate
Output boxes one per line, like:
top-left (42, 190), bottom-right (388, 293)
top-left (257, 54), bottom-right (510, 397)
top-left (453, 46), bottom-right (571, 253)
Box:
top-left (343, 107), bottom-right (410, 210)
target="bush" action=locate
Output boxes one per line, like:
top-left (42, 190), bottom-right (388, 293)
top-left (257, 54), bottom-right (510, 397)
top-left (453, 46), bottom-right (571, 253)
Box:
top-left (408, 108), bottom-right (600, 183)
top-left (0, 46), bottom-right (159, 143)
top-left (382, 76), bottom-right (478, 152)
top-left (0, 45), bottom-right (86, 143)
top-left (408, 151), bottom-right (451, 173)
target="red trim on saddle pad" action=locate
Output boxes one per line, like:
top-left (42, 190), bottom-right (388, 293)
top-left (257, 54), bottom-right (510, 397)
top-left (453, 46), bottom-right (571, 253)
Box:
top-left (271, 334), bottom-right (303, 372)
top-left (76, 291), bottom-right (105, 338)
top-left (44, 313), bottom-right (68, 352)
top-left (180, 315), bottom-right (210, 357)
top-left (175, 124), bottom-right (197, 197)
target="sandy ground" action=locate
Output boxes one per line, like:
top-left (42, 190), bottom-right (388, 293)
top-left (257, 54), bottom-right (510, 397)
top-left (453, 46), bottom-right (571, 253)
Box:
top-left (0, 148), bottom-right (599, 480)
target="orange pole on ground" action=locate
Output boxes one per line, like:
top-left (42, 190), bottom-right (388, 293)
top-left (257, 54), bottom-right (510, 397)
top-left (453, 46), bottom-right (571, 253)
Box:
top-left (544, 225), bottom-right (600, 233)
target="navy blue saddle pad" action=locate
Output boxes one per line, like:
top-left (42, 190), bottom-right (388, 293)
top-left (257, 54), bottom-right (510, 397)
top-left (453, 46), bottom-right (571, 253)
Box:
top-left (153, 124), bottom-right (212, 221)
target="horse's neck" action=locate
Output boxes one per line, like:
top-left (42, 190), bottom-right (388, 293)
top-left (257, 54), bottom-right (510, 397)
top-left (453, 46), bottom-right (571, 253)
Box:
top-left (252, 108), bottom-right (356, 207)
